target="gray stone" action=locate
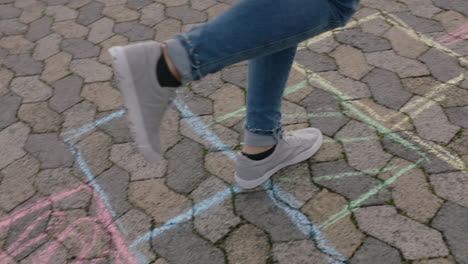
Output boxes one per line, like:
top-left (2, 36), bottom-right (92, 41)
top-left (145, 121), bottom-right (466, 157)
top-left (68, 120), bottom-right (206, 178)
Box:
top-left (76, 1), bottom-right (105, 25)
top-left (18, 102), bottom-right (63, 133)
top-left (272, 240), bottom-right (329, 264)
top-left (300, 89), bottom-right (349, 137)
top-left (0, 93), bottom-right (21, 129)
top-left (418, 48), bottom-right (466, 83)
top-left (25, 133), bottom-right (74, 169)
top-left (295, 49), bottom-right (337, 72)
top-left (10, 76), bottom-right (52, 103)
top-left (19, 240), bottom-right (68, 264)
top-left (401, 96), bottom-right (459, 144)
top-left (362, 68), bottom-right (412, 110)
top-left (0, 122), bottom-right (30, 170)
top-left (366, 50), bottom-right (429, 78)
top-left (74, 131), bottom-right (112, 179)
top-left (350, 237), bottom-right (402, 264)
top-left (430, 172), bottom-right (468, 208)
top-left (114, 21), bottom-right (154, 41)
top-left (97, 111), bottom-right (132, 143)
top-left (140, 3), bottom-right (166, 26)
top-left (127, 0), bottom-right (152, 9)
top-left (0, 5), bottom-right (21, 19)
top-left (225, 224), bottom-right (270, 264)
top-left (61, 38), bottom-right (100, 59)
top-left (335, 28), bottom-right (391, 52)
top-left (3, 54), bottom-right (43, 76)
top-left (180, 92), bottom-right (213, 116)
top-left (166, 5), bottom-right (207, 24)
top-left (49, 75), bottom-right (84, 113)
top-left (221, 65), bottom-right (247, 89)
top-left (61, 100), bottom-right (96, 137)
top-left (432, 0), bottom-right (468, 16)
top-left (306, 34), bottom-right (340, 53)
top-left (152, 223), bottom-right (225, 264)
top-left (383, 131), bottom-right (457, 174)
top-left (235, 191), bottom-right (309, 242)
top-left (25, 16), bottom-right (53, 42)
top-left (88, 17), bottom-right (114, 43)
top-left (311, 160), bottom-right (390, 206)
top-left (90, 166), bottom-right (131, 219)
top-left (70, 58), bottom-right (112, 83)
top-left (446, 106), bottom-right (468, 129)
top-left (191, 72), bottom-right (224, 97)
top-left (0, 19), bottom-right (27, 35)
top-left (448, 129), bottom-right (468, 156)
top-left (316, 71), bottom-right (371, 99)
top-left (431, 202), bottom-right (468, 264)
top-left (355, 206), bottom-right (449, 260)
top-left (166, 138), bottom-right (208, 194)
top-left (33, 33), bottom-right (62, 61)
top-left (394, 12), bottom-right (444, 33)
top-left (399, 0), bottom-right (442, 18)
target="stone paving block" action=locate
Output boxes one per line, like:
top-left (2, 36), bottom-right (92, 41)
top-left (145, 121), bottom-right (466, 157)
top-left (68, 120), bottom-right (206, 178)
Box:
top-left (61, 38), bottom-right (101, 59)
top-left (152, 223), bottom-right (225, 264)
top-left (360, 0), bottom-right (408, 12)
top-left (166, 138), bottom-right (208, 194)
top-left (299, 89), bottom-right (349, 137)
top-left (365, 50), bottom-right (429, 78)
top-left (448, 129), bottom-right (468, 156)
top-left (0, 4), bottom-right (21, 19)
top-left (312, 135), bottom-right (343, 162)
top-left (225, 224), bottom-right (269, 264)
top-left (19, 240), bottom-right (68, 264)
top-left (349, 237), bottom-right (402, 264)
top-left (433, 10), bottom-right (468, 33)
top-left (445, 106), bottom-right (468, 129)
top-left (281, 100), bottom-right (308, 125)
top-left (399, 0), bottom-right (442, 18)
top-left (362, 68), bottom-right (412, 110)
top-left (191, 0), bottom-right (217, 11)
top-left (33, 33), bottom-right (62, 61)
top-left (336, 120), bottom-right (393, 172)
top-left (160, 107), bottom-right (182, 153)
top-left (394, 11), bottom-right (444, 33)
top-left (0, 155), bottom-right (39, 212)
top-left (317, 71), bottom-right (371, 99)
top-left (156, 0), bottom-right (189, 6)
top-left (76, 0), bottom-right (105, 25)
top-left (41, 52), bottom-right (72, 84)
top-left (154, 18), bottom-right (182, 42)
top-left (359, 18), bottom-right (391, 36)
top-left (431, 202), bottom-right (468, 264)
top-left (45, 5), bottom-right (77, 21)
top-left (432, 0), bottom-right (468, 16)
top-left (180, 115), bottom-right (239, 150)
top-left (114, 21), bottom-right (154, 41)
top-left (379, 157), bottom-right (443, 223)
top-left (221, 65), bottom-right (247, 89)
top-left (25, 16), bottom-right (53, 41)
top-left (0, 93), bottom-right (21, 129)
top-left (127, 0), bottom-right (152, 9)
top-left (98, 34), bottom-right (129, 65)
top-left (272, 240), bottom-right (329, 264)
top-left (418, 48), bottom-right (466, 83)
top-left (306, 34), bottom-right (340, 54)
top-left (295, 49), bottom-right (337, 72)
top-left (96, 111), bottom-right (132, 143)
top-left (88, 17), bottom-right (114, 44)
top-left (139, 3), bottom-right (166, 26)
top-left (355, 206), bottom-right (449, 260)
top-left (383, 26), bottom-right (429, 59)
top-left (401, 96), bottom-right (459, 143)
top-left (89, 166), bottom-right (131, 219)
top-left (49, 75), bottom-right (83, 113)
top-left (117, 208), bottom-right (156, 263)
top-left (0, 35), bottom-right (34, 54)
top-left (0, 122), bottom-right (30, 170)
top-left (0, 68), bottom-right (13, 96)
top-left (96, 0), bottom-right (126, 5)
top-left (102, 5), bottom-right (140, 22)
top-left (414, 259), bottom-right (455, 264)
top-left (382, 131), bottom-right (457, 174)
top-left (331, 44), bottom-right (374, 80)
top-left (206, 3), bottom-right (230, 20)
top-left (35, 168), bottom-right (91, 210)
top-left (70, 58), bottom-right (113, 83)
top-left (191, 176), bottom-right (240, 243)
top-left (81, 82), bottom-right (122, 111)
top-left (166, 5), bottom-right (207, 24)
top-left (335, 28), bottom-right (391, 52)
top-left (4, 54), bottom-right (44, 76)
top-left (208, 83), bottom-right (244, 127)
top-left (235, 191), bottom-right (309, 242)
top-left (18, 102), bottom-right (63, 133)
top-left (25, 133), bottom-right (74, 169)
top-left (204, 151), bottom-right (235, 184)
top-left (283, 69), bottom-right (315, 103)
top-left (74, 131), bottom-right (113, 178)
top-left (110, 142), bottom-right (167, 180)
top-left (61, 98), bottom-right (97, 135)
top-left (179, 92), bottom-right (213, 116)
top-left (11, 76), bottom-right (53, 103)
top-left (311, 160), bottom-right (391, 205)
top-left (18, 2), bottom-right (45, 24)
top-left (302, 189), bottom-right (365, 257)
top-left (272, 163), bottom-right (319, 208)
top-left (128, 178), bottom-right (191, 223)
top-left (191, 72), bottom-right (224, 97)
top-left (52, 20), bottom-right (89, 38)
top-left (0, 19), bottom-right (27, 35)
top-left (430, 172), bottom-right (468, 208)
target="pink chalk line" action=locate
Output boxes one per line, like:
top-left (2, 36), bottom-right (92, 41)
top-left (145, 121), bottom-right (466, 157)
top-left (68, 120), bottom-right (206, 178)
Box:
top-left (436, 23), bottom-right (468, 46)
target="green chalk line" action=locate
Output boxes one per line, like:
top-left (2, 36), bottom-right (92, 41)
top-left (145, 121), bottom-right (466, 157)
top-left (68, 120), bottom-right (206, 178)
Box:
top-left (232, 112), bottom-right (346, 118)
top-left (318, 159), bottom-right (423, 230)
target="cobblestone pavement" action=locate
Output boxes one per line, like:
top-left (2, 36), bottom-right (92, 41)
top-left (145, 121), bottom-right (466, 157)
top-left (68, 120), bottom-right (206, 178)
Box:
top-left (0, 0), bottom-right (467, 263)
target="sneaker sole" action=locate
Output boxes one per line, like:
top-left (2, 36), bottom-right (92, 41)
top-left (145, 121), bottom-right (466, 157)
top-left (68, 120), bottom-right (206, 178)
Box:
top-left (234, 132), bottom-right (323, 189)
top-left (109, 46), bottom-right (163, 162)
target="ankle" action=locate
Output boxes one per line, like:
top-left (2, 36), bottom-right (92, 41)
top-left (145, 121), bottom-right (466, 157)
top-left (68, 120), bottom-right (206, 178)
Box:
top-left (242, 145), bottom-right (274, 155)
top-left (161, 43), bottom-right (182, 82)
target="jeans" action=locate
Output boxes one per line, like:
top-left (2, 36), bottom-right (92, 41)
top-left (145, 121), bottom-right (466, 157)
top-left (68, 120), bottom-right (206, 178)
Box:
top-left (164, 0), bottom-right (361, 147)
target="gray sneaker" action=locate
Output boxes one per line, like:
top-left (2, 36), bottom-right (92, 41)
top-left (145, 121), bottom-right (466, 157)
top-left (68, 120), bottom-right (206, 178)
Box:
top-left (234, 128), bottom-right (323, 189)
top-left (109, 41), bottom-right (175, 161)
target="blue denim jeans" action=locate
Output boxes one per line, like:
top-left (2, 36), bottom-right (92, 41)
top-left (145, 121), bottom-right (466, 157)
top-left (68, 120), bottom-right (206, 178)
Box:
top-left (164, 0), bottom-right (361, 147)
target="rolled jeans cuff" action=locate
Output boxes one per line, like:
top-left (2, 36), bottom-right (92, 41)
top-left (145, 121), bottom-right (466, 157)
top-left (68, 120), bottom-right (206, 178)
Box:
top-left (243, 128), bottom-right (280, 147)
